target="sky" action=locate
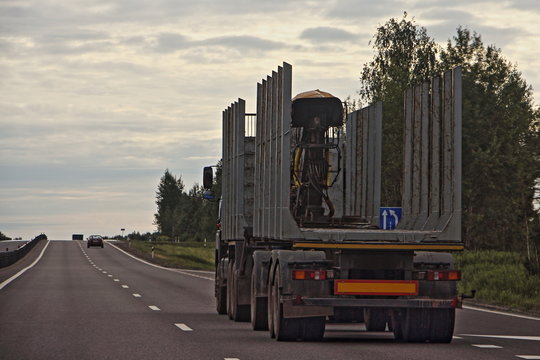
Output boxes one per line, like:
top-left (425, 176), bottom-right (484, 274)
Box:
top-left (1, 0), bottom-right (539, 240)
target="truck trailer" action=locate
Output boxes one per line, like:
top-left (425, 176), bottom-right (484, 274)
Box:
top-left (203, 62), bottom-right (464, 342)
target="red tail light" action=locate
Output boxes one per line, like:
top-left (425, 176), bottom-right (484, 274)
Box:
top-left (422, 270), bottom-right (461, 281)
top-left (292, 270), bottom-right (327, 280)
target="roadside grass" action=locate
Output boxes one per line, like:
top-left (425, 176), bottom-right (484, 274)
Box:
top-left (455, 250), bottom-right (540, 315)
top-left (124, 240), bottom-right (214, 270)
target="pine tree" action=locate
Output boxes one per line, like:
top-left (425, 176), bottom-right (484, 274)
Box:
top-left (154, 169), bottom-right (185, 239)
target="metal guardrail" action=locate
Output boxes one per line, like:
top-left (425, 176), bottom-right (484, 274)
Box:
top-left (0, 234), bottom-right (47, 268)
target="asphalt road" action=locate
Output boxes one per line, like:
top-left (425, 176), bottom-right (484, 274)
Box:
top-left (1, 240), bottom-right (539, 360)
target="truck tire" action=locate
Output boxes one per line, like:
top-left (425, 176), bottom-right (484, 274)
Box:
top-left (401, 308), bottom-right (431, 342)
top-left (271, 266), bottom-right (301, 341)
top-left (216, 284), bottom-right (227, 315)
top-left (429, 309), bottom-right (455, 343)
top-left (364, 308), bottom-right (388, 331)
top-left (227, 259), bottom-right (250, 322)
top-left (227, 261), bottom-right (234, 320)
top-left (300, 317), bottom-right (325, 341)
top-left (391, 310), bottom-right (404, 341)
top-left (251, 266), bottom-right (268, 330)
top-left (268, 263), bottom-right (275, 338)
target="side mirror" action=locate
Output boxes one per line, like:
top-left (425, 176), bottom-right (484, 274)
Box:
top-left (203, 166), bottom-right (213, 189)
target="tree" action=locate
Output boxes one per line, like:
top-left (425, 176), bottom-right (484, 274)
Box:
top-left (439, 27), bottom-right (540, 251)
top-left (0, 231), bottom-right (11, 241)
top-left (154, 169), bottom-right (185, 239)
top-left (359, 12), bottom-right (439, 206)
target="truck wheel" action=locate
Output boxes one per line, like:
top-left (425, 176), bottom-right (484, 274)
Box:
top-left (391, 310), bottom-right (404, 341)
top-left (401, 308), bottom-right (431, 342)
top-left (268, 265), bottom-right (275, 338)
top-left (232, 271), bottom-right (250, 322)
top-left (272, 266), bottom-right (301, 341)
top-left (400, 308), bottom-right (455, 343)
top-left (226, 261), bottom-right (234, 319)
top-left (228, 261), bottom-right (249, 322)
top-left (251, 267), bottom-right (268, 330)
top-left (300, 317), bottom-right (325, 341)
top-left (429, 309), bottom-right (455, 343)
top-left (216, 284), bottom-right (227, 315)
top-left (364, 308), bottom-right (388, 331)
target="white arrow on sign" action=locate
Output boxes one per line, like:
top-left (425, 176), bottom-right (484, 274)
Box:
top-left (389, 209), bottom-right (399, 227)
top-left (382, 210), bottom-right (388, 230)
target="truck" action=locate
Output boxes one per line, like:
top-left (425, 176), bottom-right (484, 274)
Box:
top-left (203, 62), bottom-right (465, 342)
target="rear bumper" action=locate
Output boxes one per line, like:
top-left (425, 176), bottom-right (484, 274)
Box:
top-left (282, 297), bottom-right (460, 319)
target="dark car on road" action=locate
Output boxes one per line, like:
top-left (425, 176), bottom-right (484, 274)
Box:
top-left (87, 235), bottom-right (104, 248)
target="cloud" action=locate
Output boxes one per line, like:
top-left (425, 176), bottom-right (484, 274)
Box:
top-left (155, 33), bottom-right (190, 53)
top-left (300, 27), bottom-right (357, 43)
top-left (506, 0), bottom-right (540, 11)
top-left (200, 35), bottom-right (285, 51)
top-left (428, 22), bottom-right (527, 49)
top-left (325, 0), bottom-right (402, 20)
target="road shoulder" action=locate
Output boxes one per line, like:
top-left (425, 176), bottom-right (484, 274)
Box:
top-left (0, 239), bottom-right (49, 284)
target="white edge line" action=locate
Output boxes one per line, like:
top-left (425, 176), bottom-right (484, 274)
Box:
top-left (0, 240), bottom-right (51, 290)
top-left (461, 334), bottom-right (540, 341)
top-left (106, 241), bottom-right (214, 281)
top-left (463, 305), bottom-right (540, 321)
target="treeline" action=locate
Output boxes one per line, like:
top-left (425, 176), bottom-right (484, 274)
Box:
top-left (151, 14), bottom-right (540, 270)
top-left (153, 167), bottom-right (221, 243)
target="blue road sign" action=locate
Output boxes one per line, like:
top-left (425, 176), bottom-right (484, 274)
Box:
top-left (380, 207), bottom-right (402, 230)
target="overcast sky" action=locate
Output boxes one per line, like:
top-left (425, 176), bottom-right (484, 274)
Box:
top-left (1, 0), bottom-right (539, 240)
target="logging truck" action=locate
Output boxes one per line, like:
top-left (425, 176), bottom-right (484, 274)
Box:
top-left (203, 62), bottom-right (465, 342)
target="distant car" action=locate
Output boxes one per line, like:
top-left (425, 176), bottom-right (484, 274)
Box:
top-left (87, 235), bottom-right (104, 248)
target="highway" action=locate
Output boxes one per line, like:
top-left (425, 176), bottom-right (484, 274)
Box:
top-left (1, 240), bottom-right (539, 360)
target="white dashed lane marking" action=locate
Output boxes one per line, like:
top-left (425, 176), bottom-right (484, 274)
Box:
top-left (122, 285), bottom-right (129, 288)
top-left (148, 305), bottom-right (160, 311)
top-left (133, 293), bottom-right (141, 297)
top-left (175, 323), bottom-right (193, 331)
top-left (114, 279), bottom-right (119, 282)
top-left (472, 344), bottom-right (502, 349)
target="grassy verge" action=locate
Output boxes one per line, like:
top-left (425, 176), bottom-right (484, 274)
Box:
top-left (115, 240), bottom-right (214, 271)
top-left (455, 250), bottom-right (540, 315)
